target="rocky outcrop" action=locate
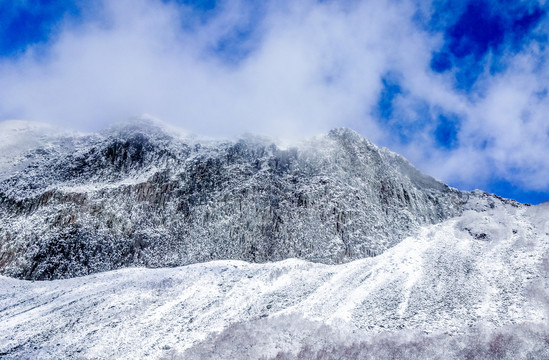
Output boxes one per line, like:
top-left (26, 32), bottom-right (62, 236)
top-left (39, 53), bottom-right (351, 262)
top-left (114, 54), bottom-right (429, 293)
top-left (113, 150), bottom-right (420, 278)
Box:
top-left (0, 120), bottom-right (521, 279)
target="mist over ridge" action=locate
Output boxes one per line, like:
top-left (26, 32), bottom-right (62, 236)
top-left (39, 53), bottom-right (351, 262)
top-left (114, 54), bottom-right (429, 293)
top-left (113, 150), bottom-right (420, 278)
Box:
top-left (1, 1), bottom-right (549, 358)
top-left (0, 117), bottom-right (522, 280)
top-left (1, 0), bottom-right (549, 203)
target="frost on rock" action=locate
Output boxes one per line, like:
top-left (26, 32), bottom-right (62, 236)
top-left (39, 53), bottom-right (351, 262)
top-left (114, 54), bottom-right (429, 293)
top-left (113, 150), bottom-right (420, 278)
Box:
top-left (0, 120), bottom-right (521, 279)
top-left (0, 204), bottom-right (547, 359)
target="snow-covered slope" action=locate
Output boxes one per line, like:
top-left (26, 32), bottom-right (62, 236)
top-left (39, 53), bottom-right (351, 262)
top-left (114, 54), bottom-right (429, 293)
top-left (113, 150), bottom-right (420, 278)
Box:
top-left (0, 120), bottom-right (76, 178)
top-left (1, 202), bottom-right (547, 359)
top-left (0, 119), bottom-right (515, 279)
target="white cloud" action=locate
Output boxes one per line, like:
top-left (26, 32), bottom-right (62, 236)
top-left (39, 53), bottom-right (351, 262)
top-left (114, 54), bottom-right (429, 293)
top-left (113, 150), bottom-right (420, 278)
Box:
top-left (0, 0), bottom-right (548, 197)
top-left (0, 0), bottom-right (428, 138)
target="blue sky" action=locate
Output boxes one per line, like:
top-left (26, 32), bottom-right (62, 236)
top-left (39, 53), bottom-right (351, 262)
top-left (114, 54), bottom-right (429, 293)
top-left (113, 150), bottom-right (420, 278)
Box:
top-left (0, 0), bottom-right (548, 204)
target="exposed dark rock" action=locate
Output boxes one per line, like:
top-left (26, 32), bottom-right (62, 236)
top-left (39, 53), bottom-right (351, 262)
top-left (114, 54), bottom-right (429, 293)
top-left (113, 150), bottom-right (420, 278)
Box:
top-left (0, 120), bottom-right (521, 279)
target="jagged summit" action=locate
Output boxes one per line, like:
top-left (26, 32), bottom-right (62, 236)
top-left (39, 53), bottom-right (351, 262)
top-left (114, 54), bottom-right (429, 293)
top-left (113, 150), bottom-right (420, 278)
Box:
top-left (100, 117), bottom-right (190, 141)
top-left (328, 126), bottom-right (364, 140)
top-left (0, 121), bottom-right (519, 279)
top-left (102, 118), bottom-right (170, 138)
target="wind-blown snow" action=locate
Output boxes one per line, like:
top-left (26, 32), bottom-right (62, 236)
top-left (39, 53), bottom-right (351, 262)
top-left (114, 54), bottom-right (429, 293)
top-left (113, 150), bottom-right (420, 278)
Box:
top-left (1, 203), bottom-right (547, 359)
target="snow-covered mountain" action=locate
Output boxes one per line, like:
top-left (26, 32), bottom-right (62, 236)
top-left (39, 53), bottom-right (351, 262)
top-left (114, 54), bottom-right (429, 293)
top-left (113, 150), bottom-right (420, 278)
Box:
top-left (0, 119), bottom-right (516, 280)
top-left (1, 119), bottom-right (546, 359)
top-left (1, 203), bottom-right (547, 359)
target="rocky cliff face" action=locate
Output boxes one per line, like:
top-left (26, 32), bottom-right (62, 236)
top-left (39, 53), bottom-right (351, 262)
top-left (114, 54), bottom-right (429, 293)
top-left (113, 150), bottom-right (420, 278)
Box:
top-left (0, 120), bottom-right (520, 279)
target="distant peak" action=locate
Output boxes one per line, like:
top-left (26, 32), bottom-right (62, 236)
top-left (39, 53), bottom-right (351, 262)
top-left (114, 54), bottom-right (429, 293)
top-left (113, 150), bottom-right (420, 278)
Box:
top-left (102, 116), bottom-right (188, 140)
top-left (0, 120), bottom-right (73, 153)
top-left (0, 119), bottom-right (56, 133)
top-left (104, 117), bottom-right (163, 133)
top-left (326, 127), bottom-right (378, 150)
top-left (328, 127), bottom-right (363, 139)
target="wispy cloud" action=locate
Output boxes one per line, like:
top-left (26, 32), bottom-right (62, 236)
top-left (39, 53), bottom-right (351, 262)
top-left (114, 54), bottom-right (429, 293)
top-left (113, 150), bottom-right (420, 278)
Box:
top-left (0, 0), bottom-right (547, 203)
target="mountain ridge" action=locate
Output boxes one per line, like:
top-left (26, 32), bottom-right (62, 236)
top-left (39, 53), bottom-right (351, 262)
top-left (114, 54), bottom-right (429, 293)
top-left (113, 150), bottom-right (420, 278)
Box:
top-left (0, 119), bottom-right (521, 279)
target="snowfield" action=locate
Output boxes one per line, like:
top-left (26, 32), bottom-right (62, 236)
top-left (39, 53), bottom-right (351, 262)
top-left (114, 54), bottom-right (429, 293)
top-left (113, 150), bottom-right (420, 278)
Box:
top-left (1, 202), bottom-right (548, 359)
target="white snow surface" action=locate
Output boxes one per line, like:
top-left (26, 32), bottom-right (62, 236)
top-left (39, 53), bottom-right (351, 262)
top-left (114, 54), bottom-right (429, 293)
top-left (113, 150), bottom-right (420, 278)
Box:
top-left (1, 203), bottom-right (548, 359)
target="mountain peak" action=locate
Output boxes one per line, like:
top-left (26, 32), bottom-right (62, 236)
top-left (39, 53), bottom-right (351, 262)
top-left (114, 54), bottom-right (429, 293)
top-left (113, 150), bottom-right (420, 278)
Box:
top-left (327, 127), bottom-right (368, 143)
top-left (102, 117), bottom-right (169, 139)
top-left (101, 116), bottom-right (191, 141)
top-left (0, 123), bottom-right (511, 279)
